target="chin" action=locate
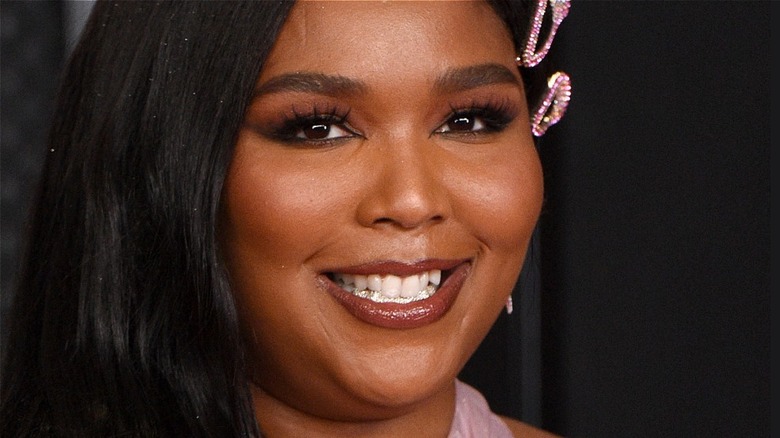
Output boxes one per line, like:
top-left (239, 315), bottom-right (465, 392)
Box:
top-left (328, 331), bottom-right (473, 413)
top-left (357, 367), bottom-right (451, 407)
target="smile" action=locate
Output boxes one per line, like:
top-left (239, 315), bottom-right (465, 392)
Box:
top-left (332, 270), bottom-right (443, 304)
top-left (320, 260), bottom-right (470, 329)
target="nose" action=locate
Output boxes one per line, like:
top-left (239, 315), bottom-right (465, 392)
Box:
top-left (355, 137), bottom-right (451, 230)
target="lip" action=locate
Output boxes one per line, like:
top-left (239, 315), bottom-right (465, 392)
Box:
top-left (319, 259), bottom-right (471, 329)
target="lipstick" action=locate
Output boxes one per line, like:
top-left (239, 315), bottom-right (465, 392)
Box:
top-left (319, 260), bottom-right (470, 329)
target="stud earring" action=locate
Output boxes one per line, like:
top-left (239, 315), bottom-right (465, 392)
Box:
top-left (505, 296), bottom-right (514, 315)
top-left (518, 0), bottom-right (571, 68)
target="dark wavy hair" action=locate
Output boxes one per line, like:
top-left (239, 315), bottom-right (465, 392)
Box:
top-left (0, 1), bottom-right (542, 436)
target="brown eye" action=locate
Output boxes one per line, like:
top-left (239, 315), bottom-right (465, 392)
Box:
top-left (436, 112), bottom-right (489, 134)
top-left (447, 116), bottom-right (476, 132)
top-left (294, 122), bottom-right (352, 141)
top-left (302, 124), bottom-right (331, 140)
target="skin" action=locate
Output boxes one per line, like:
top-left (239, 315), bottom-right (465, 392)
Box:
top-left (220, 1), bottom-right (553, 436)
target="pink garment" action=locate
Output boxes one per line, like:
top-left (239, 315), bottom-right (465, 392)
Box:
top-left (447, 380), bottom-right (514, 438)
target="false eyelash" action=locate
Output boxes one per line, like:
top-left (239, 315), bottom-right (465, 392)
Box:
top-left (266, 105), bottom-right (355, 144)
top-left (442, 98), bottom-right (520, 133)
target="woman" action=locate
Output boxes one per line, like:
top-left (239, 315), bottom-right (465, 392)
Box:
top-left (0, 0), bottom-right (570, 436)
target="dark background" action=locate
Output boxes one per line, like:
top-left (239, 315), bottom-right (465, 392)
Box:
top-left (1, 2), bottom-right (771, 437)
top-left (536, 2), bottom-right (770, 436)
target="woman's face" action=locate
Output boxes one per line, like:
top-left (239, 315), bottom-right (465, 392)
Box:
top-left (221, 0), bottom-right (542, 422)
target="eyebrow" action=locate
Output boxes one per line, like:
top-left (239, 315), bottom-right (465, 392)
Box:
top-left (433, 63), bottom-right (521, 94)
top-left (252, 73), bottom-right (368, 98)
top-left (252, 63), bottom-right (520, 99)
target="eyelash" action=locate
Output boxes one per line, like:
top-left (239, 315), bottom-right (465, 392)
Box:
top-left (266, 100), bottom-right (517, 145)
top-left (266, 106), bottom-right (357, 145)
top-left (435, 101), bottom-right (517, 137)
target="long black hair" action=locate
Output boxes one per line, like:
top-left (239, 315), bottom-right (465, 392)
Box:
top-left (1, 2), bottom-right (296, 435)
top-left (1, 1), bottom-right (541, 436)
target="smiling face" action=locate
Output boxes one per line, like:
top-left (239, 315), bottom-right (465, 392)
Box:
top-left (220, 0), bottom-right (543, 432)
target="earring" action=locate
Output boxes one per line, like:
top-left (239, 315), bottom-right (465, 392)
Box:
top-left (517, 0), bottom-right (571, 68)
top-left (530, 71), bottom-right (571, 137)
top-left (505, 296), bottom-right (514, 315)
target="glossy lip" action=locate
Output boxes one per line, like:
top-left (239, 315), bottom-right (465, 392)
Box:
top-left (319, 259), bottom-right (471, 330)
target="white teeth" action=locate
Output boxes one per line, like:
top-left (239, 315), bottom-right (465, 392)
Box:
top-left (354, 275), bottom-right (368, 291)
top-left (400, 275), bottom-right (421, 298)
top-left (367, 274), bottom-right (382, 291)
top-left (430, 269), bottom-right (441, 285)
top-left (333, 269), bottom-right (445, 304)
top-left (382, 275), bottom-right (402, 298)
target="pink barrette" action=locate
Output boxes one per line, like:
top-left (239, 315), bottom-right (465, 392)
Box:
top-left (516, 0), bottom-right (571, 68)
top-left (530, 71), bottom-right (571, 137)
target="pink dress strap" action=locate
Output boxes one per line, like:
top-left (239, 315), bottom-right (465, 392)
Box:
top-left (447, 380), bottom-right (514, 438)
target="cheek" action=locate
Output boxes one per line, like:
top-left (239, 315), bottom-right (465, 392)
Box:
top-left (219, 144), bottom-right (336, 350)
top-left (452, 145), bottom-right (543, 256)
top-left (220, 146), bottom-right (341, 268)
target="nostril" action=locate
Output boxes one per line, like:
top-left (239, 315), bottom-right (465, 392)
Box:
top-left (372, 213), bottom-right (444, 229)
top-left (357, 174), bottom-right (451, 229)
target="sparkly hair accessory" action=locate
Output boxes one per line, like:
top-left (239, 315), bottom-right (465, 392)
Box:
top-left (516, 0), bottom-right (572, 137)
top-left (531, 72), bottom-right (571, 137)
top-left (518, 0), bottom-right (571, 68)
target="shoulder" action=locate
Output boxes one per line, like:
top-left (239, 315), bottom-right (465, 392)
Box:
top-left (499, 416), bottom-right (561, 438)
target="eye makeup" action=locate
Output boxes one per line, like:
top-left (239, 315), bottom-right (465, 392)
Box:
top-left (246, 89), bottom-right (522, 147)
top-left (248, 102), bottom-right (361, 146)
top-left (435, 97), bottom-right (520, 136)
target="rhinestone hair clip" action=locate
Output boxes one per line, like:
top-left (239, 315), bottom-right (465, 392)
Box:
top-left (531, 71), bottom-right (571, 137)
top-left (516, 0), bottom-right (572, 137)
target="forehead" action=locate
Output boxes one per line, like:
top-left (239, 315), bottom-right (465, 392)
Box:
top-left (259, 0), bottom-right (516, 81)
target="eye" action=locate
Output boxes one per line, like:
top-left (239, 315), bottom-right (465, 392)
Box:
top-left (437, 114), bottom-right (487, 133)
top-left (267, 110), bottom-right (361, 145)
top-left (434, 105), bottom-right (515, 136)
top-left (296, 122), bottom-right (354, 141)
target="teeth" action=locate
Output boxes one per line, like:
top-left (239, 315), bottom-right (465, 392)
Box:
top-left (333, 269), bottom-right (443, 304)
top-left (382, 275), bottom-right (402, 298)
top-left (430, 269), bottom-right (441, 285)
top-left (367, 274), bottom-right (382, 292)
top-left (354, 275), bottom-right (368, 291)
top-left (400, 275), bottom-right (421, 298)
